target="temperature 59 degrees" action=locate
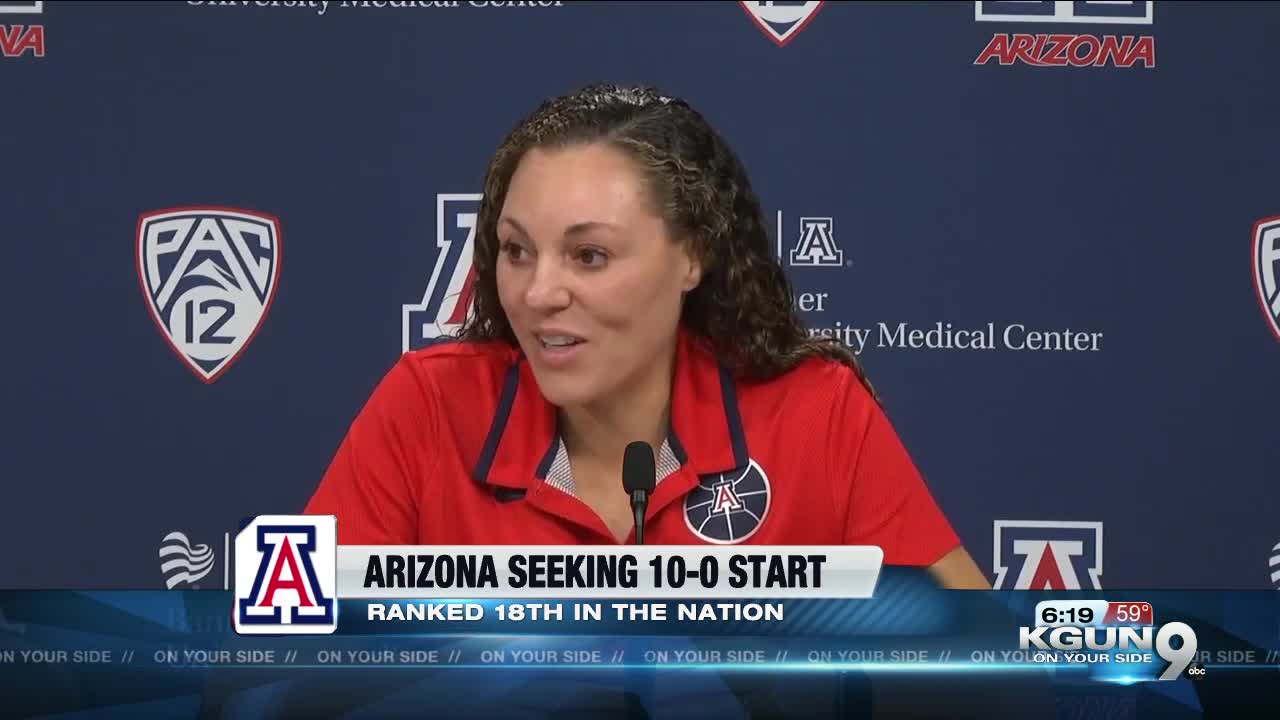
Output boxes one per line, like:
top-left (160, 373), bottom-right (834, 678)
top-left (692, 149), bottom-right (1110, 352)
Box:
top-left (1103, 602), bottom-right (1153, 625)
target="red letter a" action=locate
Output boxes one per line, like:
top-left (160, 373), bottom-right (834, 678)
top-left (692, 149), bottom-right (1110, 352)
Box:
top-left (258, 537), bottom-right (314, 607)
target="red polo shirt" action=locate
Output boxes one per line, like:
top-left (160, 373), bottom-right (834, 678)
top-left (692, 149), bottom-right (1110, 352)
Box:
top-left (304, 329), bottom-right (960, 566)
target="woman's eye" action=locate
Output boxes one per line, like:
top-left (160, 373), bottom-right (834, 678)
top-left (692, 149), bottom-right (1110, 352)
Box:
top-left (575, 247), bottom-right (607, 267)
top-left (501, 241), bottom-right (528, 262)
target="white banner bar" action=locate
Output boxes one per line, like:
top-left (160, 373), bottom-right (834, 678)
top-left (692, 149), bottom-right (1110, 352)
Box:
top-left (337, 545), bottom-right (883, 599)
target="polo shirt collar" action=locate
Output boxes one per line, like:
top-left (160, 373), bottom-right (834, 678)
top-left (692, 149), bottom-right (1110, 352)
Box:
top-left (472, 326), bottom-right (748, 492)
top-left (667, 327), bottom-right (748, 475)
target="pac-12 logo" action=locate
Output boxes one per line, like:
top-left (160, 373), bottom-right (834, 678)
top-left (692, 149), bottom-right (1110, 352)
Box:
top-left (403, 193), bottom-right (481, 352)
top-left (739, 1), bottom-right (824, 48)
top-left (685, 460), bottom-right (771, 544)
top-left (233, 515), bottom-right (337, 635)
top-left (993, 521), bottom-right (1103, 590)
top-left (1253, 216), bottom-right (1280, 345)
top-left (137, 207), bottom-right (281, 383)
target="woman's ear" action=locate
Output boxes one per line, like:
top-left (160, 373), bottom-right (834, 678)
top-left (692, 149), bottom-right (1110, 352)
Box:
top-left (674, 233), bottom-right (704, 293)
top-left (682, 258), bottom-right (703, 292)
top-left (680, 242), bottom-right (704, 292)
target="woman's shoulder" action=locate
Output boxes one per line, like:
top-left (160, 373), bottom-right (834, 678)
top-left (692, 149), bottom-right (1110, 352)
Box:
top-left (740, 353), bottom-right (879, 423)
top-left (396, 338), bottom-right (520, 380)
top-left (373, 339), bottom-right (520, 413)
top-left (749, 353), bottom-right (873, 397)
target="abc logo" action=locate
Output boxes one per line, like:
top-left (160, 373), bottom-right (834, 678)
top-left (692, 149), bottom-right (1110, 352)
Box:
top-left (1185, 662), bottom-right (1206, 680)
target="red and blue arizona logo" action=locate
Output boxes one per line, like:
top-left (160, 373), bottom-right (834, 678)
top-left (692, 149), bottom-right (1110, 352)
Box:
top-left (402, 193), bottom-right (481, 352)
top-left (684, 460), bottom-right (771, 544)
top-left (233, 515), bottom-right (337, 635)
top-left (993, 520), bottom-right (1103, 590)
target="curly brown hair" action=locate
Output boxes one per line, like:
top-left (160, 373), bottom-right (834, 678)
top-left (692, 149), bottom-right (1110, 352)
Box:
top-left (458, 83), bottom-right (875, 397)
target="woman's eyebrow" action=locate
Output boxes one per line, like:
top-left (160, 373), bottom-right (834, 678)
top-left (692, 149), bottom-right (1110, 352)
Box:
top-left (499, 216), bottom-right (621, 238)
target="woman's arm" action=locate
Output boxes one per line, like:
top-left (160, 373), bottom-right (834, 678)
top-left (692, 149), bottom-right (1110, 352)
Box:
top-left (928, 546), bottom-right (991, 589)
top-left (831, 365), bottom-right (985, 582)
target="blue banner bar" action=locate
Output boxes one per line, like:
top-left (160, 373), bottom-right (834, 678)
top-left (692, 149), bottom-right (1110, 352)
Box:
top-left (1, 572), bottom-right (1278, 718)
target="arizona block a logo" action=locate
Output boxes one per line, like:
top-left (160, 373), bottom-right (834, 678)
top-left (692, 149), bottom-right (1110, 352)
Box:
top-left (993, 520), bottom-right (1103, 590)
top-left (403, 193), bottom-right (480, 352)
top-left (137, 207), bottom-right (281, 383)
top-left (740, 1), bottom-right (824, 47)
top-left (234, 515), bottom-right (337, 635)
top-left (788, 215), bottom-right (844, 267)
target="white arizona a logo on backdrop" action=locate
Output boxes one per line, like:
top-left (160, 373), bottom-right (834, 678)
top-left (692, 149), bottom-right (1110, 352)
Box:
top-left (777, 211), bottom-right (846, 267)
top-left (740, 1), bottom-right (824, 47)
top-left (403, 193), bottom-right (481, 352)
top-left (1253, 216), bottom-right (1280, 345)
top-left (789, 216), bottom-right (843, 267)
top-left (137, 206), bottom-right (281, 383)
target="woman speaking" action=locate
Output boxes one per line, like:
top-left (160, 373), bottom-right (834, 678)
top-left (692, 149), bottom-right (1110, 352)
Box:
top-left (305, 84), bottom-right (989, 590)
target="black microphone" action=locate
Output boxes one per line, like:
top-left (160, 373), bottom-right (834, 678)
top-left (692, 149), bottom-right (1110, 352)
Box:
top-left (622, 441), bottom-right (657, 545)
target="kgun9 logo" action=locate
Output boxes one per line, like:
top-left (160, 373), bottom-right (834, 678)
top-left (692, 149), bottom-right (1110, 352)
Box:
top-left (1019, 622), bottom-right (1199, 681)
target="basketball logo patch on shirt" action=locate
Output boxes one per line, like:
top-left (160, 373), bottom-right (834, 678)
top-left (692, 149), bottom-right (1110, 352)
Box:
top-left (684, 459), bottom-right (771, 544)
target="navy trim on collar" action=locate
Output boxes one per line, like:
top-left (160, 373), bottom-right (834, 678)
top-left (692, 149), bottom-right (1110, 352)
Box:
top-left (473, 360), bottom-right (520, 486)
top-left (718, 364), bottom-right (749, 469)
top-left (666, 424), bottom-right (689, 465)
top-left (535, 426), bottom-right (561, 481)
top-left (492, 487), bottom-right (527, 503)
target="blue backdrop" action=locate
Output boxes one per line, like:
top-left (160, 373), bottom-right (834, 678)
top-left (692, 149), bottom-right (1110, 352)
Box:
top-left (4, 0), bottom-right (1278, 590)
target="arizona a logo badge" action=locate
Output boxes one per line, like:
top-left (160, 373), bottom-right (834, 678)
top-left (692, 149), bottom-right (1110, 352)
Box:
top-left (403, 193), bottom-right (481, 352)
top-left (684, 460), bottom-right (771, 544)
top-left (137, 207), bottom-right (281, 383)
top-left (234, 515), bottom-right (337, 635)
top-left (993, 520), bottom-right (1103, 590)
top-left (789, 216), bottom-right (844, 267)
top-left (740, 1), bottom-right (824, 47)
top-left (1253, 216), bottom-right (1280, 345)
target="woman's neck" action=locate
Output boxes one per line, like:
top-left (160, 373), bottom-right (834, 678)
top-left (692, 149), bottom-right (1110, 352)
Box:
top-left (560, 355), bottom-right (675, 479)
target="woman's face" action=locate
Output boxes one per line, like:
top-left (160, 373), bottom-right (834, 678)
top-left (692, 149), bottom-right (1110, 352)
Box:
top-left (496, 143), bottom-right (702, 411)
